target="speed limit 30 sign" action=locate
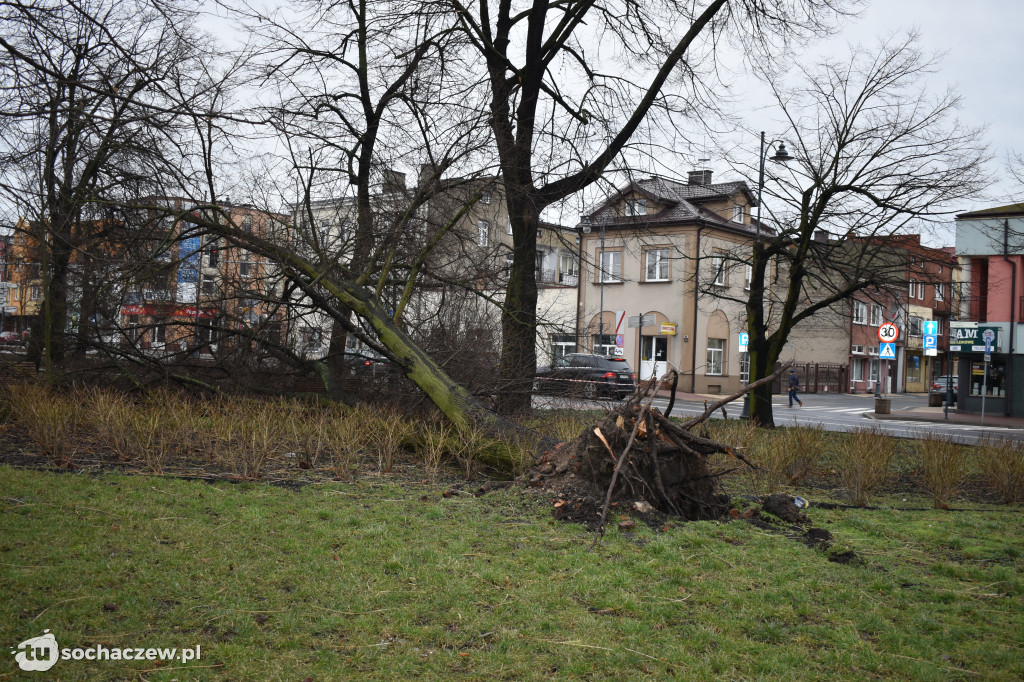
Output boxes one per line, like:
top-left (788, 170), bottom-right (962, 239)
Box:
top-left (878, 322), bottom-right (899, 343)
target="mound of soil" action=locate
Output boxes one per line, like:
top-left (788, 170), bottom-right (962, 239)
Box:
top-left (529, 403), bottom-right (736, 526)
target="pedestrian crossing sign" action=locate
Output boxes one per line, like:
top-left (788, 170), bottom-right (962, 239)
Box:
top-left (879, 342), bottom-right (896, 359)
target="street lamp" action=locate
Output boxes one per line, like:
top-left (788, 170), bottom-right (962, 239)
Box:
top-left (755, 131), bottom-right (792, 241)
top-left (742, 133), bottom-right (792, 420)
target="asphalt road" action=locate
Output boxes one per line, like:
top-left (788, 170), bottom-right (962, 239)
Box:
top-left (534, 391), bottom-right (1024, 445)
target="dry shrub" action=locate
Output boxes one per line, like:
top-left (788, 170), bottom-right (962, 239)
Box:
top-left (836, 427), bottom-right (896, 506)
top-left (83, 387), bottom-right (134, 461)
top-left (917, 433), bottom-right (969, 509)
top-left (6, 383), bottom-right (82, 466)
top-left (783, 424), bottom-right (829, 484)
top-left (323, 404), bottom-right (370, 479)
top-left (228, 400), bottom-right (282, 479)
top-left (370, 406), bottom-right (413, 473)
top-left (745, 430), bottom-right (791, 495)
top-left (287, 406), bottom-right (332, 470)
top-left (534, 410), bottom-right (593, 444)
top-left (420, 421), bottom-right (453, 482)
top-left (977, 436), bottom-right (1024, 504)
top-left (452, 423), bottom-right (488, 478)
top-left (125, 409), bottom-right (175, 474)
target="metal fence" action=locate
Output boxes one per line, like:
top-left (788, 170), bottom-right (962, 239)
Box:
top-left (772, 362), bottom-right (847, 394)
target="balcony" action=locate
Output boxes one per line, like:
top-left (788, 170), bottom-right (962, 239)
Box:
top-left (537, 268), bottom-right (578, 287)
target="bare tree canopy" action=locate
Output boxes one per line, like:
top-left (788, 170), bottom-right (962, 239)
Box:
top-left (737, 34), bottom-right (988, 425)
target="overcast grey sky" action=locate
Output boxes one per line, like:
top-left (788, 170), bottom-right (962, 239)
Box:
top-left (784, 0), bottom-right (1022, 209)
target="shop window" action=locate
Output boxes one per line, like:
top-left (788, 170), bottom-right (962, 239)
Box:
top-left (970, 360), bottom-right (1006, 397)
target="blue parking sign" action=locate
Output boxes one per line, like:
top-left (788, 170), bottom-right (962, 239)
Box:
top-left (923, 334), bottom-right (937, 349)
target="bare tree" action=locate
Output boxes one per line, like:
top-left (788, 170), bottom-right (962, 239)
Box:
top-left (733, 34), bottom-right (988, 426)
top-left (0, 0), bottom-right (207, 374)
top-left (443, 0), bottom-right (853, 413)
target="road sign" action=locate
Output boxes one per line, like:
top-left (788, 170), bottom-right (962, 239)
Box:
top-left (738, 332), bottom-right (749, 352)
top-left (879, 342), bottom-right (896, 359)
top-left (983, 328), bottom-right (995, 344)
top-left (615, 334), bottom-right (624, 347)
top-left (923, 334), bottom-right (937, 349)
top-left (923, 320), bottom-right (938, 336)
top-left (878, 322), bottom-right (899, 343)
top-left (985, 353), bottom-right (992, 363)
top-left (613, 347), bottom-right (624, 356)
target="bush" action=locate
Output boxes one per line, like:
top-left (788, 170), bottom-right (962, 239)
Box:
top-left (6, 383), bottom-right (82, 466)
top-left (977, 436), bottom-right (1024, 504)
top-left (917, 433), bottom-right (969, 509)
top-left (835, 427), bottom-right (896, 506)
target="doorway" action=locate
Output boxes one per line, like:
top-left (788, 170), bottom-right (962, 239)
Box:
top-left (640, 335), bottom-right (668, 381)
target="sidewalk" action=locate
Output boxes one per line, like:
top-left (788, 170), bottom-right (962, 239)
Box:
top-left (652, 387), bottom-right (1024, 430)
top-left (866, 405), bottom-right (1024, 430)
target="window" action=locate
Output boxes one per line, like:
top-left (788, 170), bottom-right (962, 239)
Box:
top-left (909, 315), bottom-right (923, 336)
top-left (201, 273), bottom-right (217, 297)
top-left (507, 220), bottom-right (513, 235)
top-left (241, 215), bottom-right (252, 233)
top-left (744, 264), bottom-right (752, 290)
top-left (551, 334), bottom-right (576, 363)
top-left (505, 254), bottom-right (514, 277)
top-left (302, 327), bottom-right (322, 352)
top-left (732, 204), bottom-right (745, 223)
top-left (558, 250), bottom-right (579, 285)
top-left (625, 198), bottom-right (646, 216)
top-left (206, 238), bottom-right (219, 267)
top-left (870, 303), bottom-right (883, 326)
top-left (30, 285), bottom-right (40, 301)
top-left (592, 334), bottom-right (616, 357)
top-left (153, 323), bottom-right (166, 347)
top-left (739, 352), bottom-right (750, 383)
top-left (711, 255), bottom-right (726, 286)
top-left (934, 317), bottom-right (943, 334)
top-left (239, 251), bottom-right (253, 278)
top-left (853, 300), bottom-right (867, 324)
top-left (599, 251), bottom-right (622, 283)
top-left (852, 359), bottom-right (864, 382)
top-left (477, 220), bottom-right (489, 247)
top-left (480, 191), bottom-right (491, 205)
top-left (869, 359), bottom-right (880, 382)
top-left (851, 344), bottom-right (865, 355)
top-left (706, 338), bottom-right (725, 375)
top-left (918, 282), bottom-right (924, 300)
top-left (909, 279), bottom-right (916, 299)
top-left (645, 249), bottom-right (669, 281)
top-left (935, 283), bottom-right (945, 302)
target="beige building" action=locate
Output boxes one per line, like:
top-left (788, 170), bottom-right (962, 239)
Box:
top-left (580, 171), bottom-right (778, 394)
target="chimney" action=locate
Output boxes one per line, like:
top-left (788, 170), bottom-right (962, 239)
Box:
top-left (381, 169), bottom-right (406, 193)
top-left (813, 229), bottom-right (829, 243)
top-left (688, 169), bottom-right (712, 186)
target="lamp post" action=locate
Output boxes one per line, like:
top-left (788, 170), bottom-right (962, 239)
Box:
top-left (743, 132), bottom-right (792, 420)
top-left (755, 131), bottom-right (792, 242)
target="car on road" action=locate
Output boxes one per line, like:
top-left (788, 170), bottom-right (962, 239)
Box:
top-left (0, 331), bottom-right (23, 346)
top-left (930, 375), bottom-right (959, 403)
top-left (535, 353), bottom-right (637, 400)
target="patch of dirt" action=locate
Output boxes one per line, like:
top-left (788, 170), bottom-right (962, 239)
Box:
top-left (762, 494), bottom-right (810, 523)
top-left (802, 527), bottom-right (833, 549)
top-left (828, 550), bottom-right (858, 565)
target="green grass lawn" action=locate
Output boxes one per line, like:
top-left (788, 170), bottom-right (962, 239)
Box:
top-left (1, 466), bottom-right (1021, 680)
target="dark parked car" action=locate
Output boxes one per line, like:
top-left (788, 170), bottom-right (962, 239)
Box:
top-left (930, 375), bottom-right (959, 403)
top-left (535, 353), bottom-right (637, 400)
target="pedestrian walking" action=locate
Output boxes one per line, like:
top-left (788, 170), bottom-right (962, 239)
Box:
top-left (787, 368), bottom-right (803, 407)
